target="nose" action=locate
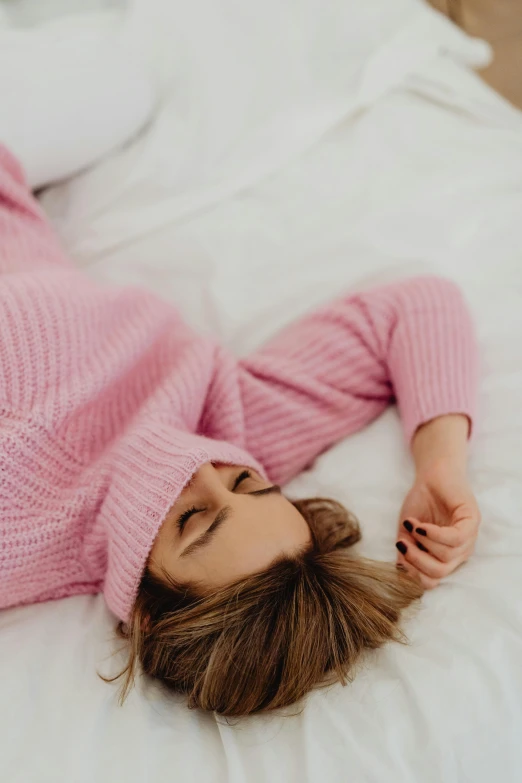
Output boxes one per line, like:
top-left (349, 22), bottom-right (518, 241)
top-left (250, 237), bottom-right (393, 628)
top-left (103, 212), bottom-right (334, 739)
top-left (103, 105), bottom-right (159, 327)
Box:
top-left (194, 462), bottom-right (235, 503)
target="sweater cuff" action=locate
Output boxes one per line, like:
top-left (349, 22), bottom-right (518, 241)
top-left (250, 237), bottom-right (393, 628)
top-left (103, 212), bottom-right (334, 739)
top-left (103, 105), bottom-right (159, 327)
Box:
top-left (390, 280), bottom-right (478, 445)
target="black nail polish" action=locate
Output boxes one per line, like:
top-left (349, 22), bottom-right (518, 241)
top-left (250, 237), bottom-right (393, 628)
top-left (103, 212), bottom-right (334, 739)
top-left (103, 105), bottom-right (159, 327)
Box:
top-left (403, 520), bottom-right (413, 533)
top-left (416, 541), bottom-right (428, 552)
top-left (415, 527), bottom-right (427, 536)
top-left (396, 541), bottom-right (407, 555)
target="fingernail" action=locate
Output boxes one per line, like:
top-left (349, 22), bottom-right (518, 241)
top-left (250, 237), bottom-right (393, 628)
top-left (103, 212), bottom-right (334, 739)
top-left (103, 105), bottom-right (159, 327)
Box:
top-left (403, 520), bottom-right (413, 533)
top-left (396, 541), bottom-right (407, 555)
top-left (416, 541), bottom-right (428, 552)
top-left (415, 527), bottom-right (427, 536)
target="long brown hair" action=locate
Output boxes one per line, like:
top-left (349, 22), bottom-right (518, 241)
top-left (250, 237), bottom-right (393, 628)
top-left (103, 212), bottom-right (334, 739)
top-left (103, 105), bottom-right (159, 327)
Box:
top-left (103, 498), bottom-right (422, 716)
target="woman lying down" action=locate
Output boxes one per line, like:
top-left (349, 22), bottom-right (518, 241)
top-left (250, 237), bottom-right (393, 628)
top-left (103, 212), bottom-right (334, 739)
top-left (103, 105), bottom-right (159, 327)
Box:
top-left (0, 140), bottom-right (481, 715)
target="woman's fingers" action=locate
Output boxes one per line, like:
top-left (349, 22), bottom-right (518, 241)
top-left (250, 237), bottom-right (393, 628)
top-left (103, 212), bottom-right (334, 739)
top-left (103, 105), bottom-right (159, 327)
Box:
top-left (404, 515), bottom-right (479, 548)
top-left (396, 504), bottom-right (480, 585)
top-left (396, 553), bottom-right (440, 590)
top-left (402, 521), bottom-right (472, 563)
top-left (396, 537), bottom-right (467, 580)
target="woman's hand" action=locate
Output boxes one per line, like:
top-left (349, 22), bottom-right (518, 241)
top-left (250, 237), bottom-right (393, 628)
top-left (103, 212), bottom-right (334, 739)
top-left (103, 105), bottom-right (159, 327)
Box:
top-left (395, 415), bottom-right (481, 589)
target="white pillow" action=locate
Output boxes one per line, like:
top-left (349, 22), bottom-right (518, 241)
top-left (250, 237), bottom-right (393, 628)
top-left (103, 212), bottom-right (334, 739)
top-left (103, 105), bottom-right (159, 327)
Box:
top-left (0, 10), bottom-right (156, 189)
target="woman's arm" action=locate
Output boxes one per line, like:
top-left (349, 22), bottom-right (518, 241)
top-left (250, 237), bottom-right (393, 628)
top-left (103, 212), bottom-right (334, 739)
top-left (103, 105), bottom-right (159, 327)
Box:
top-left (0, 13), bottom-right (155, 189)
top-left (396, 413), bottom-right (481, 588)
top-left (412, 412), bottom-right (469, 473)
top-left (238, 276), bottom-right (478, 486)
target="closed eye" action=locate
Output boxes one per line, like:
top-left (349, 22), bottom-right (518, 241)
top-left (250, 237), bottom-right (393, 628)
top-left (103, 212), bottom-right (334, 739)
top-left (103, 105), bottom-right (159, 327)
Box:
top-left (176, 505), bottom-right (202, 534)
top-left (232, 470), bottom-right (281, 498)
top-left (232, 469), bottom-right (253, 491)
top-left (176, 470), bottom-right (252, 535)
top-left (180, 481), bottom-right (282, 558)
top-left (176, 469), bottom-right (280, 543)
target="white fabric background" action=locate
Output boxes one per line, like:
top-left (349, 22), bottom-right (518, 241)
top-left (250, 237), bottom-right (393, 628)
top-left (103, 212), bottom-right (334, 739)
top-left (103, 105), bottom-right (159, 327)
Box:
top-left (0, 9), bottom-right (155, 188)
top-left (1, 1), bottom-right (522, 781)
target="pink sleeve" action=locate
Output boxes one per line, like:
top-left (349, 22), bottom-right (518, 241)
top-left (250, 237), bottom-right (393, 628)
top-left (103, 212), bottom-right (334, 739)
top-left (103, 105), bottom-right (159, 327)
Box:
top-left (0, 144), bottom-right (69, 274)
top-left (239, 276), bottom-right (478, 485)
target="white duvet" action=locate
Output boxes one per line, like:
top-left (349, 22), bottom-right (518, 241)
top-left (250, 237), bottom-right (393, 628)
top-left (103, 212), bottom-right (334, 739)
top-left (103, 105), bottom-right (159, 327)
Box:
top-left (2, 1), bottom-right (522, 781)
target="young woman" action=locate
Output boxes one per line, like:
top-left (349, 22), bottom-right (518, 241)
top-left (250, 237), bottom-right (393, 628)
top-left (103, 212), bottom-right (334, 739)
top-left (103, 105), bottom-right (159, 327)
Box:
top-left (0, 12), bottom-right (480, 717)
top-left (0, 140), bottom-right (480, 715)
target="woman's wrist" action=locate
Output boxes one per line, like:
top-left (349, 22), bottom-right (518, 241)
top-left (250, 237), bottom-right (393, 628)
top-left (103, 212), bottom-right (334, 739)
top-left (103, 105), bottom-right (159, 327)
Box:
top-left (411, 414), bottom-right (470, 477)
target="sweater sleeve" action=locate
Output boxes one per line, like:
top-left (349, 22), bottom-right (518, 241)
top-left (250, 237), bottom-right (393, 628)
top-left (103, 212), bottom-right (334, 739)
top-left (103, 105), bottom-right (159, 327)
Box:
top-left (238, 276), bottom-right (478, 485)
top-left (0, 144), bottom-right (70, 274)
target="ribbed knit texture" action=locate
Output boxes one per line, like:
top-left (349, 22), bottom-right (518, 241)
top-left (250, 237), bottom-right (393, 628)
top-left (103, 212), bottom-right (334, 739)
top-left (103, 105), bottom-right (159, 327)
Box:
top-left (0, 145), bottom-right (478, 621)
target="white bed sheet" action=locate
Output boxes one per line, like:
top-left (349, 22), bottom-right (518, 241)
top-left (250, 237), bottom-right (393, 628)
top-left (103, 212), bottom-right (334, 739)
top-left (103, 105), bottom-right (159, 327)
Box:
top-left (2, 1), bottom-right (522, 781)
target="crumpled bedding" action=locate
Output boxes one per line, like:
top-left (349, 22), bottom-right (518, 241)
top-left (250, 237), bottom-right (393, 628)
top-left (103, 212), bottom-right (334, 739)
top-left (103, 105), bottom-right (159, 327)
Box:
top-left (1, 1), bottom-right (522, 781)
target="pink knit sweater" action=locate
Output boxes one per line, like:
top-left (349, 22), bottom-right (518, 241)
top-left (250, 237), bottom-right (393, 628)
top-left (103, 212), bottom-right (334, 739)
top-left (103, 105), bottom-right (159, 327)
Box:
top-left (0, 145), bottom-right (477, 622)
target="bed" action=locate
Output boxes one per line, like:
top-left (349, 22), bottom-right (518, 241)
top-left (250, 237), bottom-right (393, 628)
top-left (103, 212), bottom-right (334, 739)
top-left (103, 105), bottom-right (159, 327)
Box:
top-left (1, 0), bottom-right (522, 781)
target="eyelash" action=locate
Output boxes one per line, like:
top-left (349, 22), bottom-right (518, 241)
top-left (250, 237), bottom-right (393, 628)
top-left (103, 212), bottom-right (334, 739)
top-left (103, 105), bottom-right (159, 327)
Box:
top-left (233, 469), bottom-right (252, 489)
top-left (176, 470), bottom-right (253, 534)
top-left (176, 505), bottom-right (200, 534)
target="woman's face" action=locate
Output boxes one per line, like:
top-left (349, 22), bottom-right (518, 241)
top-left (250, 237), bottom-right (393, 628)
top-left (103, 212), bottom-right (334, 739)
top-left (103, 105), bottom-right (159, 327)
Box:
top-left (149, 463), bottom-right (311, 588)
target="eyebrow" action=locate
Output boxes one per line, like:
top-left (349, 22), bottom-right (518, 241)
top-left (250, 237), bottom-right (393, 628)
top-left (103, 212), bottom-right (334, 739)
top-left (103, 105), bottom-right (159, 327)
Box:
top-left (180, 484), bottom-right (281, 559)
